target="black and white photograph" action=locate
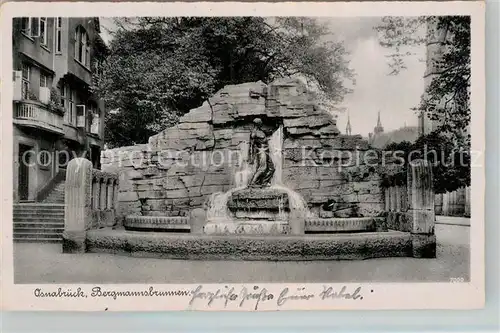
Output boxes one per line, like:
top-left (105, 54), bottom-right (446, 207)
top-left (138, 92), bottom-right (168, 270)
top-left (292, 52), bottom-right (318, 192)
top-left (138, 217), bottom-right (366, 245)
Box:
top-left (1, 2), bottom-right (485, 311)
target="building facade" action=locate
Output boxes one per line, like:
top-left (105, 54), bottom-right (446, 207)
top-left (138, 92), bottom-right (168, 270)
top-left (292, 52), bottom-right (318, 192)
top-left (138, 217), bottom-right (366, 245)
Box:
top-left (12, 17), bottom-right (108, 202)
top-left (419, 17), bottom-right (448, 136)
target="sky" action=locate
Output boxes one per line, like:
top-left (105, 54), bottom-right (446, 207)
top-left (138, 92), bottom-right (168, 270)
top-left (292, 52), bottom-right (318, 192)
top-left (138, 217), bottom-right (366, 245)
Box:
top-left (325, 17), bottom-right (426, 136)
top-left (99, 17), bottom-right (426, 137)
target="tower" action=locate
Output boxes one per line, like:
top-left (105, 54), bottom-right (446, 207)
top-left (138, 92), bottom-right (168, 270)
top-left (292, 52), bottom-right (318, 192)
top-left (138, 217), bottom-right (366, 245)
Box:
top-left (374, 111), bottom-right (384, 135)
top-left (420, 17), bottom-right (448, 135)
top-left (345, 111), bottom-right (352, 136)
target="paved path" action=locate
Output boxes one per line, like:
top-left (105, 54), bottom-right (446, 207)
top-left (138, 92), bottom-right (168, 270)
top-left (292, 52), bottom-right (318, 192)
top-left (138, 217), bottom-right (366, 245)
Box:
top-left (436, 216), bottom-right (471, 226)
top-left (13, 224), bottom-right (470, 284)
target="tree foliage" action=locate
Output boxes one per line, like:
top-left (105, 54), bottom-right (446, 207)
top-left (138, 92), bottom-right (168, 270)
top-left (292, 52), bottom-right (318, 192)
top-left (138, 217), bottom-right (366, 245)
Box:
top-left (384, 131), bottom-right (470, 193)
top-left (96, 17), bottom-right (353, 147)
top-left (376, 16), bottom-right (471, 147)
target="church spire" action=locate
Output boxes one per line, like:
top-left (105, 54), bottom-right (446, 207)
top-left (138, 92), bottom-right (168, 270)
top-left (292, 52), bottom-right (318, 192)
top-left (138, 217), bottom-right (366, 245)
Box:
top-left (374, 110), bottom-right (384, 134)
top-left (346, 111), bottom-right (352, 135)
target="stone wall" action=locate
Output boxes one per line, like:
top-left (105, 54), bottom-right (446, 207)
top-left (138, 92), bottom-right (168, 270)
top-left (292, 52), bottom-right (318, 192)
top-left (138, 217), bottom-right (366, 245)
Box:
top-left (101, 78), bottom-right (386, 219)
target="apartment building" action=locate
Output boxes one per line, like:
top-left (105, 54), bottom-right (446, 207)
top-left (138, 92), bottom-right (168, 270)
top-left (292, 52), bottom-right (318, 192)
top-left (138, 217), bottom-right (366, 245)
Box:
top-left (12, 17), bottom-right (108, 202)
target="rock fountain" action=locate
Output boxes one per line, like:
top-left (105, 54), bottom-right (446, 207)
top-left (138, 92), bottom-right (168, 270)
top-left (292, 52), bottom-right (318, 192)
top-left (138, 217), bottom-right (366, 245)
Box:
top-left (63, 78), bottom-right (437, 260)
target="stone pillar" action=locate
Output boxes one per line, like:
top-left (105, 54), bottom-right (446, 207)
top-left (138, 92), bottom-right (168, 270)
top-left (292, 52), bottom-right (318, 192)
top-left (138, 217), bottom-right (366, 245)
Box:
top-left (99, 179), bottom-right (107, 210)
top-left (91, 179), bottom-right (99, 209)
top-left (442, 192), bottom-right (449, 216)
top-left (289, 208), bottom-right (306, 235)
top-left (113, 180), bottom-right (122, 227)
top-left (434, 193), bottom-right (443, 215)
top-left (407, 159), bottom-right (436, 258)
top-left (385, 187), bottom-right (394, 230)
top-left (401, 185), bottom-right (408, 212)
top-left (449, 191), bottom-right (455, 216)
top-left (189, 208), bottom-right (206, 234)
top-left (389, 186), bottom-right (397, 212)
top-left (62, 158), bottom-right (92, 253)
top-left (113, 180), bottom-right (119, 210)
top-left (458, 188), bottom-right (466, 216)
top-left (464, 186), bottom-right (471, 217)
top-left (384, 187), bottom-right (391, 212)
top-left (395, 186), bottom-right (402, 212)
top-left (107, 179), bottom-right (114, 209)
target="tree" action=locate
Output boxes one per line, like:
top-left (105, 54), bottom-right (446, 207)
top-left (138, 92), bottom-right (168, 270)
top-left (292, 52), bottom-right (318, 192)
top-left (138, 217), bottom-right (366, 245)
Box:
top-left (95, 17), bottom-right (354, 147)
top-left (383, 131), bottom-right (470, 193)
top-left (376, 16), bottom-right (471, 147)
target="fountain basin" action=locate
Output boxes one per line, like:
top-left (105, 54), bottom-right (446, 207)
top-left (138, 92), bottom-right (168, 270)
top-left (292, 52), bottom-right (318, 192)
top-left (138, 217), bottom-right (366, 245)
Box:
top-left (86, 228), bottom-right (412, 261)
top-left (203, 220), bottom-right (290, 235)
top-left (124, 215), bottom-right (190, 232)
top-left (124, 215), bottom-right (387, 234)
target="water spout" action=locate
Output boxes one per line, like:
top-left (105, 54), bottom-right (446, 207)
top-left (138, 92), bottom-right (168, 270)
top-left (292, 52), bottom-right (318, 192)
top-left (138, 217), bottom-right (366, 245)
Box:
top-left (270, 125), bottom-right (283, 185)
top-left (269, 125), bottom-right (311, 217)
top-left (206, 187), bottom-right (245, 222)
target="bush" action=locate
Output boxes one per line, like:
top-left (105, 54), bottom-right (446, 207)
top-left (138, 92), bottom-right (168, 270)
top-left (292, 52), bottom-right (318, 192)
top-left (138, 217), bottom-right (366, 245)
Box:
top-left (48, 87), bottom-right (65, 115)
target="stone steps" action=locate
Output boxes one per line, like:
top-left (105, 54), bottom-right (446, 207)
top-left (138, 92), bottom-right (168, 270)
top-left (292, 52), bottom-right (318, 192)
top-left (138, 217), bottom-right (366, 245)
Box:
top-left (14, 228), bottom-right (64, 235)
top-left (13, 203), bottom-right (65, 243)
top-left (13, 215), bottom-right (64, 220)
top-left (14, 237), bottom-right (62, 244)
top-left (14, 222), bottom-right (64, 228)
top-left (42, 182), bottom-right (65, 204)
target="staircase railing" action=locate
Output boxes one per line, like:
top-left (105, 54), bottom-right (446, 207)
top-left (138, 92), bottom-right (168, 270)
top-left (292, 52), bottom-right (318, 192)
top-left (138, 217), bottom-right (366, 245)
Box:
top-left (35, 169), bottom-right (66, 202)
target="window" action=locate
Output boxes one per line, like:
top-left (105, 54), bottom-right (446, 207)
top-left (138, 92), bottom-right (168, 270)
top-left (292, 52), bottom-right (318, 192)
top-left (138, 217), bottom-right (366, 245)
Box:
top-left (68, 88), bottom-right (75, 125)
top-left (40, 73), bottom-right (48, 88)
top-left (86, 103), bottom-right (94, 132)
top-left (55, 18), bottom-right (62, 53)
top-left (20, 17), bottom-right (39, 37)
top-left (21, 63), bottom-right (30, 99)
top-left (39, 150), bottom-right (51, 168)
top-left (75, 26), bottom-right (90, 67)
top-left (20, 17), bottom-right (46, 44)
top-left (90, 107), bottom-right (101, 135)
top-left (39, 17), bottom-right (47, 46)
top-left (62, 84), bottom-right (75, 125)
top-left (85, 42), bottom-right (90, 67)
top-left (59, 82), bottom-right (65, 105)
top-left (93, 59), bottom-right (104, 77)
top-left (58, 151), bottom-right (68, 168)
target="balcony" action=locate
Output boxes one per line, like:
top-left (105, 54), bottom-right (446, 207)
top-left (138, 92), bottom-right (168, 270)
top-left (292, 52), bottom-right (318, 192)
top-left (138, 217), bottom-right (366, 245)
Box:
top-left (14, 100), bottom-right (64, 135)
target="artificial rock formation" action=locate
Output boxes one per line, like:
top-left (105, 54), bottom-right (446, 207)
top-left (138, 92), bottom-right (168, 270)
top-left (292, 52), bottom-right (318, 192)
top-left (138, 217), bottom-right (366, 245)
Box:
top-left (101, 78), bottom-right (385, 220)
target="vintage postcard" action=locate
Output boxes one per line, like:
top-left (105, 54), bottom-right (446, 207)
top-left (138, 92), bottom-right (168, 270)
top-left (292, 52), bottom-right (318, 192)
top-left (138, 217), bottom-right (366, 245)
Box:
top-left (0, 1), bottom-right (485, 311)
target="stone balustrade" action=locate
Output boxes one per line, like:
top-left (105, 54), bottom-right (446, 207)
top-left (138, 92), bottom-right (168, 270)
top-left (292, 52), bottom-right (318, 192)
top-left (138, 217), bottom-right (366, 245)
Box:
top-left (62, 158), bottom-right (119, 253)
top-left (91, 169), bottom-right (119, 212)
top-left (383, 159), bottom-right (436, 258)
top-left (435, 186), bottom-right (470, 217)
